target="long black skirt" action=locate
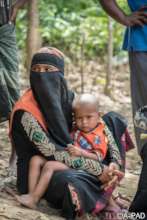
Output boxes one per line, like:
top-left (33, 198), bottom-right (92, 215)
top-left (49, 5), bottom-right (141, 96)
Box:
top-left (17, 155), bottom-right (112, 219)
top-left (13, 111), bottom-right (132, 219)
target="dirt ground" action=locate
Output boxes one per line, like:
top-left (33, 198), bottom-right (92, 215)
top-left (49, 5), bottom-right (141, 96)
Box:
top-left (0, 62), bottom-right (142, 220)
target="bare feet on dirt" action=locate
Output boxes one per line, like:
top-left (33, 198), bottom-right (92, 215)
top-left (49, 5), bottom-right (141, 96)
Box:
top-left (15, 194), bottom-right (37, 209)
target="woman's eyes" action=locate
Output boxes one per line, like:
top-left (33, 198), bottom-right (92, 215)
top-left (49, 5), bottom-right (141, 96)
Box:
top-left (32, 66), bottom-right (40, 71)
top-left (31, 66), bottom-right (58, 72)
top-left (32, 67), bottom-right (39, 71)
top-left (46, 67), bottom-right (57, 72)
top-left (45, 68), bottom-right (51, 72)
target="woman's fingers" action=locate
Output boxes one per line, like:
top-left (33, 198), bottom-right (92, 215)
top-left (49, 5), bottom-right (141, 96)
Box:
top-left (101, 170), bottom-right (124, 190)
top-left (104, 176), bottom-right (119, 191)
top-left (100, 183), bottom-right (107, 190)
top-left (99, 166), bottom-right (112, 184)
top-left (113, 170), bottom-right (125, 180)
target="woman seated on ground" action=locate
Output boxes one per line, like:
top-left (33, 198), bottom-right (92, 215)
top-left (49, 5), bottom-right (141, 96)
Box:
top-left (15, 93), bottom-right (124, 210)
top-left (9, 47), bottom-right (134, 220)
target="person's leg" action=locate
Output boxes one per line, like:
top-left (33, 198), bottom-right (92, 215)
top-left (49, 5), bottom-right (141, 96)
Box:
top-left (16, 161), bottom-right (69, 209)
top-left (0, 24), bottom-right (20, 122)
top-left (28, 155), bottom-right (47, 193)
top-left (129, 52), bottom-right (147, 217)
top-left (31, 161), bottom-right (69, 202)
top-left (129, 144), bottom-right (147, 215)
top-left (129, 51), bottom-right (147, 153)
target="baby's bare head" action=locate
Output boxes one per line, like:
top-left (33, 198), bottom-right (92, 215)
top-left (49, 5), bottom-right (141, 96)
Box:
top-left (72, 93), bottom-right (99, 113)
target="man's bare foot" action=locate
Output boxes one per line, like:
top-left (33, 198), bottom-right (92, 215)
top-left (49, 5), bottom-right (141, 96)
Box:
top-left (15, 194), bottom-right (37, 209)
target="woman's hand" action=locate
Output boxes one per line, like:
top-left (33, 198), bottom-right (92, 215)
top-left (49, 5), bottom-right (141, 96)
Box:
top-left (99, 163), bottom-right (119, 184)
top-left (109, 162), bottom-right (124, 181)
top-left (101, 163), bottom-right (125, 190)
top-left (99, 166), bottom-right (112, 184)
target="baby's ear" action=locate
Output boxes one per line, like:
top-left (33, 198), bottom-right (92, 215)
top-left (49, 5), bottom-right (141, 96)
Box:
top-left (98, 111), bottom-right (104, 117)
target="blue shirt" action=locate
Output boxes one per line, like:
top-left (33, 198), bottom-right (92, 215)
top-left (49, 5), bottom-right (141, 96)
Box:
top-left (123, 0), bottom-right (147, 51)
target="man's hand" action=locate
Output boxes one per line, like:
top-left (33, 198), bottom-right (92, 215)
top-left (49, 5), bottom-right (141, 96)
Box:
top-left (10, 0), bottom-right (28, 22)
top-left (123, 11), bottom-right (147, 27)
top-left (100, 0), bottom-right (147, 27)
top-left (10, 5), bottom-right (18, 23)
top-left (67, 144), bottom-right (83, 157)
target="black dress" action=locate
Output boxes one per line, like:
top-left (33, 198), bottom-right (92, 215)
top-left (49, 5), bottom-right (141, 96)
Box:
top-left (12, 110), bottom-right (128, 219)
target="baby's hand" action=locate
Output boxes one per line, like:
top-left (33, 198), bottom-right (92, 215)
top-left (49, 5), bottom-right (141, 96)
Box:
top-left (67, 144), bottom-right (82, 157)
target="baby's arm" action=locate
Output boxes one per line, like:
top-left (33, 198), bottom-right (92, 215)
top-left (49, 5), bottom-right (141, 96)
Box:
top-left (67, 144), bottom-right (100, 160)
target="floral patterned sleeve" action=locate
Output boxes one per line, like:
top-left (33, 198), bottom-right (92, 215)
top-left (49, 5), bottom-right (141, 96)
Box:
top-left (20, 111), bottom-right (57, 157)
top-left (103, 119), bottom-right (122, 169)
top-left (20, 112), bottom-right (104, 176)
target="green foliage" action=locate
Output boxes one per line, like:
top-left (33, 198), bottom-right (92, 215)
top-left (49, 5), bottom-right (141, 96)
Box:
top-left (16, 9), bottom-right (27, 49)
top-left (16, 0), bottom-right (129, 58)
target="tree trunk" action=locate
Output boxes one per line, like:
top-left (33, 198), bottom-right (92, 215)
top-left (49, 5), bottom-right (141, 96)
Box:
top-left (104, 16), bottom-right (113, 96)
top-left (80, 33), bottom-right (85, 93)
top-left (26, 0), bottom-right (41, 73)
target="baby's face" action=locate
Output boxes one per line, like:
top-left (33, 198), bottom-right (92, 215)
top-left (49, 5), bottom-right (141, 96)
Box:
top-left (74, 104), bottom-right (100, 133)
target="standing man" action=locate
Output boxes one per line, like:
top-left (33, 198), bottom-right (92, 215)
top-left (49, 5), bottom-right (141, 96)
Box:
top-left (0, 0), bottom-right (28, 123)
top-left (99, 0), bottom-right (147, 216)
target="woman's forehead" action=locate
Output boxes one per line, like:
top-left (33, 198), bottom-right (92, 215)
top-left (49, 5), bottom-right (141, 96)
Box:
top-left (32, 64), bottom-right (52, 67)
